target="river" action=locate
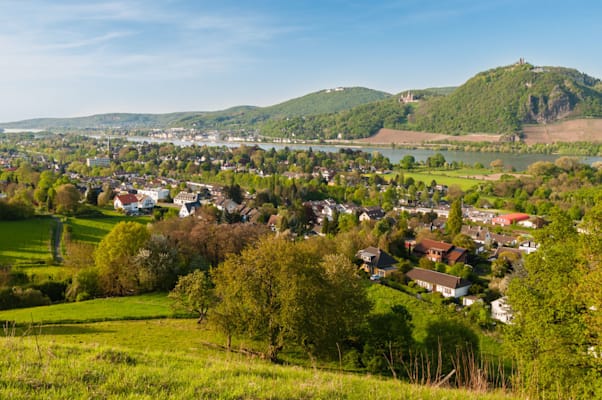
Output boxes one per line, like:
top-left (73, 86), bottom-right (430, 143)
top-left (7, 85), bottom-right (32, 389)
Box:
top-left (125, 136), bottom-right (602, 171)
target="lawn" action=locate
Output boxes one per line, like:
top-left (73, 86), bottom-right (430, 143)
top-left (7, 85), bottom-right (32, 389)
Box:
top-left (0, 217), bottom-right (55, 265)
top-left (0, 292), bottom-right (182, 324)
top-left (64, 208), bottom-right (152, 244)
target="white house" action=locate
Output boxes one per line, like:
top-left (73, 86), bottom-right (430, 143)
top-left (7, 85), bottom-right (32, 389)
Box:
top-left (173, 191), bottom-right (199, 206)
top-left (114, 193), bottom-right (139, 213)
top-left (491, 296), bottom-right (513, 324)
top-left (519, 241), bottom-right (539, 255)
top-left (136, 194), bottom-right (156, 211)
top-left (179, 201), bottom-right (201, 218)
top-left (137, 188), bottom-right (170, 202)
top-left (405, 268), bottom-right (471, 298)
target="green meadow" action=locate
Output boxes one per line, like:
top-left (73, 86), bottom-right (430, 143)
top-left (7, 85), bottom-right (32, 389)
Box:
top-left (0, 292), bottom-right (181, 325)
top-left (401, 170), bottom-right (484, 191)
top-left (64, 208), bottom-right (152, 244)
top-left (0, 217), bottom-right (55, 265)
top-left (0, 285), bottom-right (517, 399)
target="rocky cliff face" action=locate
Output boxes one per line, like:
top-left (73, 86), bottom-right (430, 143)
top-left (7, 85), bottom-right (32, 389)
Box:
top-left (524, 84), bottom-right (574, 123)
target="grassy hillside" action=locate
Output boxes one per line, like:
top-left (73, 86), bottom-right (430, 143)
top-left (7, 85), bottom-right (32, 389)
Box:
top-left (0, 336), bottom-right (516, 399)
top-left (0, 217), bottom-right (55, 265)
top-left (0, 293), bottom-right (179, 324)
top-left (64, 209), bottom-right (152, 245)
top-left (0, 286), bottom-right (515, 398)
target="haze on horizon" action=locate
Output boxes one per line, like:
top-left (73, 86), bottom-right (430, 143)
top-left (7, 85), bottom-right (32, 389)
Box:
top-left (1, 0), bottom-right (601, 123)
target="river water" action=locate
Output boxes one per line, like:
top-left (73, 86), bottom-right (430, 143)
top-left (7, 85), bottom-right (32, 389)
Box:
top-left (125, 136), bottom-right (602, 171)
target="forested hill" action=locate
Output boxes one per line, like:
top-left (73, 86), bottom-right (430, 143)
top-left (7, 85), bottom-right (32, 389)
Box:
top-left (0, 87), bottom-right (390, 130)
top-left (260, 63), bottom-right (602, 140)
top-left (410, 63), bottom-right (602, 135)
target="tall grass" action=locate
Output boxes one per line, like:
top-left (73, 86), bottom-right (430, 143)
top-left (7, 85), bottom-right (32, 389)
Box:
top-left (0, 328), bottom-right (518, 399)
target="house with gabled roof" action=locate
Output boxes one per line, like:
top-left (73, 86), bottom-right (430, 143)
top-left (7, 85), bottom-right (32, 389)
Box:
top-left (179, 201), bottom-right (201, 218)
top-left (412, 239), bottom-right (468, 265)
top-left (359, 206), bottom-right (385, 222)
top-left (405, 267), bottom-right (471, 298)
top-left (356, 247), bottom-right (398, 277)
top-left (491, 296), bottom-right (513, 324)
top-left (114, 193), bottom-right (139, 213)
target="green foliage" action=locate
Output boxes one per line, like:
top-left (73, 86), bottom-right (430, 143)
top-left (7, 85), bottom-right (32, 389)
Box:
top-left (505, 208), bottom-right (602, 398)
top-left (95, 221), bottom-right (151, 296)
top-left (446, 199), bottom-right (463, 238)
top-left (169, 270), bottom-right (215, 323)
top-left (213, 239), bottom-right (371, 361)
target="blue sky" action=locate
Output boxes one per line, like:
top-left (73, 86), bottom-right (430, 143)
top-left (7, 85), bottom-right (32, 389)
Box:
top-left (1, 0), bottom-right (601, 122)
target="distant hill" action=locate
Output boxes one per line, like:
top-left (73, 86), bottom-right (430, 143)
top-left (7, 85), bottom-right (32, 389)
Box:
top-left (0, 87), bottom-right (390, 131)
top-left (259, 63), bottom-right (602, 141)
top-left (410, 62), bottom-right (602, 135)
top-left (259, 87), bottom-right (450, 140)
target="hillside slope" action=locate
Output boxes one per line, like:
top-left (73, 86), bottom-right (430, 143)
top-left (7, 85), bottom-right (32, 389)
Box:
top-left (411, 62), bottom-right (602, 135)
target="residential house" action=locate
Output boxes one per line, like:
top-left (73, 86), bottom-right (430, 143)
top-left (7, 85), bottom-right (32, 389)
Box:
top-left (412, 239), bottom-right (468, 265)
top-left (518, 241), bottom-right (539, 254)
top-left (214, 197), bottom-right (240, 214)
top-left (174, 191), bottom-right (199, 206)
top-left (518, 216), bottom-right (547, 229)
top-left (492, 213), bottom-right (530, 226)
top-left (356, 246), bottom-right (398, 277)
top-left (491, 296), bottom-right (513, 324)
top-left (405, 267), bottom-right (471, 298)
top-left (137, 188), bottom-right (170, 202)
top-left (136, 194), bottom-right (156, 212)
top-left (359, 206), bottom-right (385, 222)
top-left (179, 201), bottom-right (201, 218)
top-left (113, 193), bottom-right (139, 213)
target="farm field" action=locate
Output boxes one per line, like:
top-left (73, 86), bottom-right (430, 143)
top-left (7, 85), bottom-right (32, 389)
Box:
top-left (64, 208), bottom-right (152, 244)
top-left (0, 217), bottom-right (55, 265)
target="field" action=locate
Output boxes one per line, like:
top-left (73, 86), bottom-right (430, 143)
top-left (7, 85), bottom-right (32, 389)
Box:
top-left (357, 128), bottom-right (503, 145)
top-left (64, 209), bottom-right (152, 244)
top-left (384, 168), bottom-right (487, 191)
top-left (522, 118), bottom-right (602, 144)
top-left (0, 217), bottom-right (55, 265)
top-left (0, 285), bottom-right (516, 399)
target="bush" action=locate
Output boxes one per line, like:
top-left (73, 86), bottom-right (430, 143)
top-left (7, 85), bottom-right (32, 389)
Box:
top-left (32, 280), bottom-right (69, 302)
top-left (0, 287), bottom-right (51, 310)
top-left (66, 268), bottom-right (100, 301)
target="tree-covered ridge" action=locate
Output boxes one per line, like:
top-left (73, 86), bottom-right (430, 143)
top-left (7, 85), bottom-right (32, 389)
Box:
top-left (0, 87), bottom-right (390, 130)
top-left (410, 63), bottom-right (602, 135)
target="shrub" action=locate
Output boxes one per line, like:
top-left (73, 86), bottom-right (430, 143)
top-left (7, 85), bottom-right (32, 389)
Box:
top-left (32, 280), bottom-right (69, 303)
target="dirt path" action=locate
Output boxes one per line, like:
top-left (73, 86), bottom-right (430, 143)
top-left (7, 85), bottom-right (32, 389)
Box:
top-left (52, 216), bottom-right (63, 263)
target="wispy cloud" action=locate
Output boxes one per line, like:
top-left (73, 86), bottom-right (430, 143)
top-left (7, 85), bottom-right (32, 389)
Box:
top-left (0, 1), bottom-right (284, 81)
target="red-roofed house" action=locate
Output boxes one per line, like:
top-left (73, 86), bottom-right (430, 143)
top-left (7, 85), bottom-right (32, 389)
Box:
top-left (491, 213), bottom-right (530, 226)
top-left (114, 193), bottom-right (139, 213)
top-left (412, 239), bottom-right (468, 265)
